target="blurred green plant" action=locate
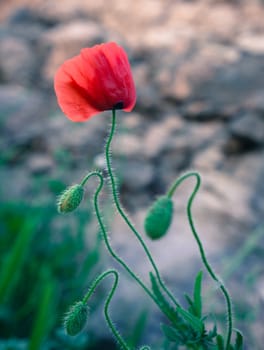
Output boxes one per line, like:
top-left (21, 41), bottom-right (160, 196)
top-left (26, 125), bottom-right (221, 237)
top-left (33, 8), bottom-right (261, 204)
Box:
top-left (59, 110), bottom-right (248, 350)
top-left (0, 198), bottom-right (109, 349)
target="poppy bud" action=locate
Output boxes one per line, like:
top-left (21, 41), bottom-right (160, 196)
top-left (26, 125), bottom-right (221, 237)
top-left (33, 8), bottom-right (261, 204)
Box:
top-left (57, 184), bottom-right (84, 213)
top-left (144, 196), bottom-right (173, 240)
top-left (64, 301), bottom-right (88, 336)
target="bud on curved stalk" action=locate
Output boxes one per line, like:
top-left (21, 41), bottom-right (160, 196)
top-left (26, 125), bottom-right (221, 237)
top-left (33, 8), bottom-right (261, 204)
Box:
top-left (57, 184), bottom-right (84, 213)
top-left (144, 195), bottom-right (173, 240)
top-left (64, 301), bottom-right (88, 336)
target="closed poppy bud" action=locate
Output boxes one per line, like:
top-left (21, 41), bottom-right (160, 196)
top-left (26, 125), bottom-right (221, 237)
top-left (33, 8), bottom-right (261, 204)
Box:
top-left (144, 196), bottom-right (173, 240)
top-left (64, 301), bottom-right (88, 336)
top-left (54, 42), bottom-right (136, 122)
top-left (57, 184), bottom-right (84, 213)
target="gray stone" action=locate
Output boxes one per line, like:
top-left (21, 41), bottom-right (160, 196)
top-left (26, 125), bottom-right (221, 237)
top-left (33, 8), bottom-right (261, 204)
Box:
top-left (183, 101), bottom-right (239, 121)
top-left (0, 36), bottom-right (37, 85)
top-left (244, 91), bottom-right (264, 115)
top-left (0, 85), bottom-right (48, 149)
top-left (190, 55), bottom-right (264, 110)
top-left (229, 112), bottom-right (264, 146)
top-left (26, 153), bottom-right (54, 174)
top-left (237, 33), bottom-right (264, 55)
top-left (0, 167), bottom-right (31, 199)
top-left (193, 143), bottom-right (225, 170)
top-left (142, 115), bottom-right (183, 158)
top-left (116, 159), bottom-right (154, 192)
top-left (47, 112), bottom-right (107, 157)
top-left (112, 134), bottom-right (143, 158)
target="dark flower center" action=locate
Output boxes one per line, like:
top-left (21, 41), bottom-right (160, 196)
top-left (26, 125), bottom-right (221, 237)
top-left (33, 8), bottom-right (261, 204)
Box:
top-left (113, 101), bottom-right (124, 110)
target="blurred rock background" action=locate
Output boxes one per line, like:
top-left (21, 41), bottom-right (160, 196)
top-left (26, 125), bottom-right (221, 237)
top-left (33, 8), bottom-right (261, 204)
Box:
top-left (0, 0), bottom-right (264, 349)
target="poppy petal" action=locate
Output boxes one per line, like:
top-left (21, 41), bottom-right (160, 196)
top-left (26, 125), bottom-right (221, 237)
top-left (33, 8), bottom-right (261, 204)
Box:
top-left (54, 42), bottom-right (136, 122)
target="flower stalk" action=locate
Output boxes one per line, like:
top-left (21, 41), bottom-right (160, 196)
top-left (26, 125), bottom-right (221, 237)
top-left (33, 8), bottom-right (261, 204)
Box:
top-left (54, 41), bottom-right (240, 350)
top-left (167, 172), bottom-right (233, 349)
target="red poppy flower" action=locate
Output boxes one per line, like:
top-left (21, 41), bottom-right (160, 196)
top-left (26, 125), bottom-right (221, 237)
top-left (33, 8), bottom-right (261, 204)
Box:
top-left (54, 42), bottom-right (136, 122)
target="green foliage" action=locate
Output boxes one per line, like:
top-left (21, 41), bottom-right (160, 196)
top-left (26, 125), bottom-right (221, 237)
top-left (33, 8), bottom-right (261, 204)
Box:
top-left (234, 330), bottom-right (243, 350)
top-left (126, 309), bottom-right (149, 348)
top-left (28, 268), bottom-right (55, 350)
top-left (0, 213), bottom-right (38, 303)
top-left (149, 272), bottom-right (179, 323)
top-left (216, 335), bottom-right (224, 350)
top-left (149, 269), bottom-right (245, 350)
top-left (193, 271), bottom-right (203, 319)
top-left (216, 331), bottom-right (243, 350)
top-left (151, 271), bottom-right (218, 349)
top-left (35, 112), bottom-right (251, 350)
top-left (0, 200), bottom-right (104, 349)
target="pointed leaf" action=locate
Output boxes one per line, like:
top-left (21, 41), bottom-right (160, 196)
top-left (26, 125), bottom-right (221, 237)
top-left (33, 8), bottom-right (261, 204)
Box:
top-left (150, 272), bottom-right (178, 323)
top-left (193, 271), bottom-right (203, 318)
top-left (161, 323), bottom-right (182, 343)
top-left (184, 293), bottom-right (196, 315)
top-left (127, 309), bottom-right (148, 347)
top-left (234, 329), bottom-right (243, 350)
top-left (207, 323), bottom-right (217, 340)
top-left (216, 335), bottom-right (224, 350)
top-left (177, 307), bottom-right (204, 335)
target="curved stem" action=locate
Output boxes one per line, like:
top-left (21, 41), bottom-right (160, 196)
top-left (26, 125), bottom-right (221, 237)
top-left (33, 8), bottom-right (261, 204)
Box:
top-left (82, 171), bottom-right (158, 305)
top-left (105, 109), bottom-right (180, 308)
top-left (167, 172), bottom-right (233, 350)
top-left (83, 269), bottom-right (130, 350)
top-left (81, 171), bottom-right (98, 186)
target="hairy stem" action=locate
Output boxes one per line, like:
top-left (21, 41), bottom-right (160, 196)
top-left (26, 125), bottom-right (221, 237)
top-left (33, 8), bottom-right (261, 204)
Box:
top-left (83, 269), bottom-right (130, 350)
top-left (167, 172), bottom-right (233, 349)
top-left (105, 109), bottom-right (180, 308)
top-left (82, 171), bottom-right (158, 304)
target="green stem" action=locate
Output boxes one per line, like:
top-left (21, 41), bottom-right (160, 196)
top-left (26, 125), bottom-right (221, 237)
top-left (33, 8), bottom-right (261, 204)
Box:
top-left (83, 269), bottom-right (130, 350)
top-left (105, 109), bottom-right (180, 308)
top-left (167, 172), bottom-right (233, 350)
top-left (81, 172), bottom-right (98, 186)
top-left (82, 171), bottom-right (158, 305)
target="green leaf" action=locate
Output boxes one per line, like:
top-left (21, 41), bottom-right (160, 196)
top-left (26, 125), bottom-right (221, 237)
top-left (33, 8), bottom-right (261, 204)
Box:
top-left (177, 307), bottom-right (204, 335)
top-left (216, 335), bottom-right (225, 350)
top-left (193, 271), bottom-right (203, 318)
top-left (207, 323), bottom-right (217, 340)
top-left (150, 272), bottom-right (178, 323)
top-left (234, 329), bottom-right (243, 350)
top-left (161, 323), bottom-right (182, 343)
top-left (127, 309), bottom-right (148, 347)
top-left (184, 293), bottom-right (196, 315)
top-left (0, 216), bottom-right (38, 303)
top-left (184, 271), bottom-right (203, 318)
top-left (29, 268), bottom-right (56, 350)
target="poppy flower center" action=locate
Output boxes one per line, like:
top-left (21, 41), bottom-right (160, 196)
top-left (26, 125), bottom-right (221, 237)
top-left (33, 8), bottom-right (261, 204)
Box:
top-left (113, 101), bottom-right (124, 110)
